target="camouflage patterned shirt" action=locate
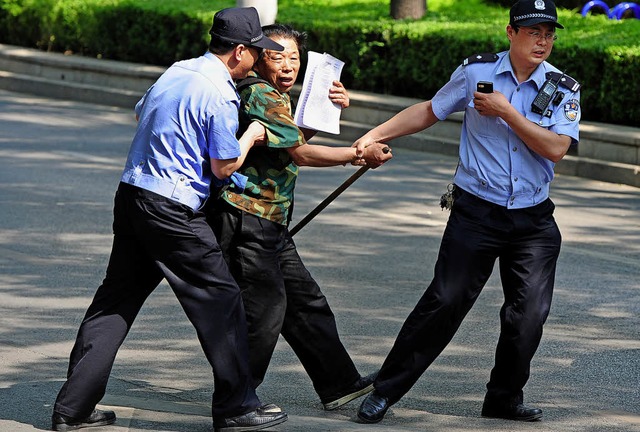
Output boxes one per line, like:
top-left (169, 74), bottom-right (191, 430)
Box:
top-left (222, 71), bottom-right (306, 225)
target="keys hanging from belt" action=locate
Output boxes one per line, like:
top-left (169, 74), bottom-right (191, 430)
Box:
top-left (440, 183), bottom-right (455, 211)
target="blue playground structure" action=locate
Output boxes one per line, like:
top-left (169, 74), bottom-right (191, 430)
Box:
top-left (581, 0), bottom-right (640, 19)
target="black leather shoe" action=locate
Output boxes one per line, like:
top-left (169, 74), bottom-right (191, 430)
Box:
top-left (481, 402), bottom-right (543, 421)
top-left (357, 391), bottom-right (391, 424)
top-left (322, 371), bottom-right (377, 410)
top-left (51, 409), bottom-right (116, 431)
top-left (213, 405), bottom-right (288, 432)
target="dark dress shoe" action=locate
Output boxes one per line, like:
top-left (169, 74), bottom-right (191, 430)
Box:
top-left (481, 402), bottom-right (543, 421)
top-left (322, 371), bottom-right (378, 410)
top-left (51, 409), bottom-right (116, 431)
top-left (213, 405), bottom-right (288, 432)
top-left (357, 391), bottom-right (391, 424)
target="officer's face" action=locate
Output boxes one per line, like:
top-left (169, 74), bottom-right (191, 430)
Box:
top-left (254, 36), bottom-right (301, 94)
top-left (508, 23), bottom-right (556, 69)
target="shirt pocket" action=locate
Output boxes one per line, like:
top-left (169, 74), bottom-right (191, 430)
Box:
top-left (524, 111), bottom-right (559, 129)
top-left (466, 101), bottom-right (509, 142)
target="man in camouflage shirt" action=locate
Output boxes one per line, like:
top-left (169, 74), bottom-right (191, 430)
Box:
top-left (207, 24), bottom-right (391, 411)
top-left (221, 68), bottom-right (304, 224)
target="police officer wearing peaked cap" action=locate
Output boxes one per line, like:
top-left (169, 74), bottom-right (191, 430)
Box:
top-left (51, 7), bottom-right (289, 432)
top-left (354, 0), bottom-right (581, 424)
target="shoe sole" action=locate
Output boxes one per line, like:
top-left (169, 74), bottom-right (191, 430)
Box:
top-left (482, 412), bottom-right (543, 422)
top-left (323, 383), bottom-right (375, 410)
top-left (52, 417), bottom-right (116, 431)
top-left (214, 414), bottom-right (288, 432)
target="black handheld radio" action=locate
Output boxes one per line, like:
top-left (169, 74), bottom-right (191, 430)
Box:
top-left (531, 74), bottom-right (564, 115)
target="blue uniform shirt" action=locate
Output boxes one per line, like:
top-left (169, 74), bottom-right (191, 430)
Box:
top-left (432, 50), bottom-right (581, 209)
top-left (121, 52), bottom-right (247, 210)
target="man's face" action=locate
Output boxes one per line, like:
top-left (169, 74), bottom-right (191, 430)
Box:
top-left (253, 37), bottom-right (301, 94)
top-left (507, 23), bottom-right (556, 69)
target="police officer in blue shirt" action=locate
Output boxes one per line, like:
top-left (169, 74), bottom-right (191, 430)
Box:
top-left (355, 0), bottom-right (581, 424)
top-left (51, 7), bottom-right (289, 432)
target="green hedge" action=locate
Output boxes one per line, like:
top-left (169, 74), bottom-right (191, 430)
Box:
top-left (1, 0), bottom-right (639, 126)
top-left (485, 0), bottom-right (637, 15)
top-left (0, 0), bottom-right (217, 63)
top-left (283, 3), bottom-right (640, 126)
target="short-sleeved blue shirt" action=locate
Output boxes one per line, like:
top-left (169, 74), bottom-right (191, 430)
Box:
top-left (431, 50), bottom-right (581, 209)
top-left (121, 52), bottom-right (246, 210)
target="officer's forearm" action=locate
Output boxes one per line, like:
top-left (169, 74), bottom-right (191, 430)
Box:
top-left (367, 101), bottom-right (438, 143)
top-left (501, 106), bottom-right (571, 163)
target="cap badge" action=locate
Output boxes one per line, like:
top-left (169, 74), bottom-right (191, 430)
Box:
top-left (535, 0), bottom-right (546, 10)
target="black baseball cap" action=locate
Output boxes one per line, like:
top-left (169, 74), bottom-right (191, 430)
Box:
top-left (510, 0), bottom-right (564, 29)
top-left (209, 7), bottom-right (284, 51)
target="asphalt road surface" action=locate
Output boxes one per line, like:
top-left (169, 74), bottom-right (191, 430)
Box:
top-left (0, 89), bottom-right (638, 431)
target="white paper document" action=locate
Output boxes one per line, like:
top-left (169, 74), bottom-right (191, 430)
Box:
top-left (294, 51), bottom-right (345, 135)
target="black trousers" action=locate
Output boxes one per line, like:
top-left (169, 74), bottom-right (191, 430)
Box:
top-left (376, 187), bottom-right (561, 406)
top-left (208, 201), bottom-right (361, 400)
top-left (54, 183), bottom-right (259, 420)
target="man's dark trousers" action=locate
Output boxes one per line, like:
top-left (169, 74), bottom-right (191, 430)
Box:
top-left (375, 187), bottom-right (561, 405)
top-left (54, 182), bottom-right (259, 420)
top-left (209, 201), bottom-right (361, 399)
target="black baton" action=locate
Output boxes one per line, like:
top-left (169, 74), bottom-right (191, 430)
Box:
top-left (289, 146), bottom-right (390, 237)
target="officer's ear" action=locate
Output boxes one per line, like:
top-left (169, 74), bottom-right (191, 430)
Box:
top-left (233, 44), bottom-right (246, 62)
top-left (506, 24), bottom-right (517, 42)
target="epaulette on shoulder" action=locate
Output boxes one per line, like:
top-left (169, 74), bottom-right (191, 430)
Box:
top-left (546, 71), bottom-right (581, 92)
top-left (462, 53), bottom-right (499, 66)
